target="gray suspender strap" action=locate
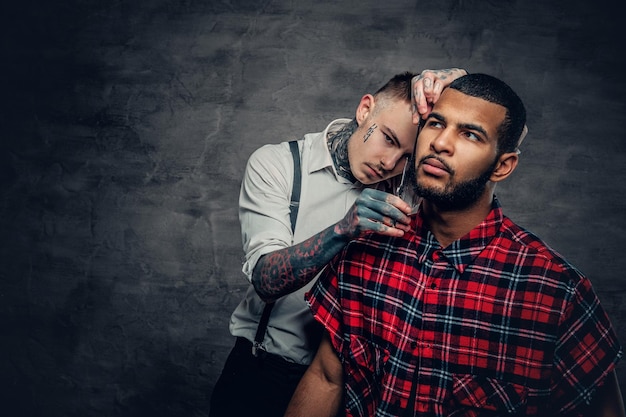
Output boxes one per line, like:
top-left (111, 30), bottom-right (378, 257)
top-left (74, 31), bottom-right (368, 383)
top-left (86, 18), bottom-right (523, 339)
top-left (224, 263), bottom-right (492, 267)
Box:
top-left (252, 140), bottom-right (301, 356)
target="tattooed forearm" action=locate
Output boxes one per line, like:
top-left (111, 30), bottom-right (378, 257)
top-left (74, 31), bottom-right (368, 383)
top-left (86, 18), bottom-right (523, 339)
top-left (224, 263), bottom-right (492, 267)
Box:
top-left (252, 225), bottom-right (350, 302)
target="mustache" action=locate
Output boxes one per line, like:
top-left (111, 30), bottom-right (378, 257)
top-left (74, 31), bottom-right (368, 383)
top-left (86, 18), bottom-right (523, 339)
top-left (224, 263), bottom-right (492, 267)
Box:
top-left (418, 154), bottom-right (454, 174)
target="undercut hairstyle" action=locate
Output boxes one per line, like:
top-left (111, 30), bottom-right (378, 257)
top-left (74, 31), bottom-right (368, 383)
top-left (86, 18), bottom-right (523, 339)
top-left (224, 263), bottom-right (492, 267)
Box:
top-left (449, 73), bottom-right (527, 154)
top-left (374, 71), bottom-right (415, 104)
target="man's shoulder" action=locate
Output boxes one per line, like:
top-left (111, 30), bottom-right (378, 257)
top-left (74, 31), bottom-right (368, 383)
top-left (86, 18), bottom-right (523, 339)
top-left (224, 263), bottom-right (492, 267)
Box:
top-left (498, 216), bottom-right (582, 278)
top-left (343, 232), bottom-right (410, 263)
top-left (248, 124), bottom-right (332, 160)
top-left (250, 140), bottom-right (292, 157)
top-left (247, 140), bottom-right (300, 170)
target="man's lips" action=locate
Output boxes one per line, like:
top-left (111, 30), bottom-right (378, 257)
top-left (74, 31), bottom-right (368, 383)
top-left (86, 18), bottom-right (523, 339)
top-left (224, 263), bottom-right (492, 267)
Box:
top-left (420, 157), bottom-right (450, 177)
top-left (365, 163), bottom-right (384, 179)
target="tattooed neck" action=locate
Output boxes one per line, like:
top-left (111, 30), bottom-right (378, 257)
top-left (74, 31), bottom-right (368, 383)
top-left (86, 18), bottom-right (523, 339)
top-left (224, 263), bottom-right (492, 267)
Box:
top-left (327, 118), bottom-right (357, 182)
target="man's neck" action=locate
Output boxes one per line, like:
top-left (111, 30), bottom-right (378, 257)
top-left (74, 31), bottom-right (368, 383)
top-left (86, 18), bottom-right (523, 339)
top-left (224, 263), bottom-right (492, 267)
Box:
top-left (327, 118), bottom-right (357, 182)
top-left (421, 190), bottom-right (495, 248)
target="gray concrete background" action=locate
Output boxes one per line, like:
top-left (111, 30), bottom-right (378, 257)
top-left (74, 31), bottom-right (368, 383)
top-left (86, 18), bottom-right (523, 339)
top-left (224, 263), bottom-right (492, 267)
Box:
top-left (1, 0), bottom-right (625, 415)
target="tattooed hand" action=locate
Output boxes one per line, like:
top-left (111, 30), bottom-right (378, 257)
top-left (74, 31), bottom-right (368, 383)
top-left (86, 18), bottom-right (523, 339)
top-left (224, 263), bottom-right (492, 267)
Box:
top-left (252, 188), bottom-right (413, 302)
top-left (336, 188), bottom-right (412, 239)
top-left (412, 68), bottom-right (468, 123)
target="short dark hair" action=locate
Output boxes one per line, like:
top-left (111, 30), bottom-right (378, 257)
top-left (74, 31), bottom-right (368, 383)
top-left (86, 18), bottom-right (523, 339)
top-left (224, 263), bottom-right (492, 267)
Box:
top-left (449, 73), bottom-right (526, 154)
top-left (374, 71), bottom-right (415, 103)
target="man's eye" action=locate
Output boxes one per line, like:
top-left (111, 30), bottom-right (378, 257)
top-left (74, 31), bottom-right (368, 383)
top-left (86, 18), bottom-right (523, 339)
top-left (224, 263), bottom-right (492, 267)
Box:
top-left (464, 131), bottom-right (480, 141)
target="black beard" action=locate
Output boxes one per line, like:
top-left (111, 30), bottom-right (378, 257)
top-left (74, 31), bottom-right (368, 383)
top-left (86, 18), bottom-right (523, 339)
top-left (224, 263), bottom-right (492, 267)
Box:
top-left (327, 118), bottom-right (358, 182)
top-left (411, 156), bottom-right (496, 211)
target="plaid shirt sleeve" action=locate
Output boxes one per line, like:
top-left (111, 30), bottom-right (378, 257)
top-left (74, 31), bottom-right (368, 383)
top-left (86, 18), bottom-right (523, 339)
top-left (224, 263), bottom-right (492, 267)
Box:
top-left (305, 253), bottom-right (346, 357)
top-left (551, 268), bottom-right (623, 414)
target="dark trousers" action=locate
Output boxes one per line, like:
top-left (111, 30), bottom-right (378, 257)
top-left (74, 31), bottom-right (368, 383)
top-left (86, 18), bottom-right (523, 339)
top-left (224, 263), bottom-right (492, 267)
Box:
top-left (209, 337), bottom-right (309, 417)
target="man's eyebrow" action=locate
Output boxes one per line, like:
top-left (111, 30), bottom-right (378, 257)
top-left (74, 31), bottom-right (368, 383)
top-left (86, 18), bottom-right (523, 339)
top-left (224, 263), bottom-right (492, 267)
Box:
top-left (429, 112), bottom-right (445, 123)
top-left (382, 124), bottom-right (400, 146)
top-left (459, 123), bottom-right (488, 140)
top-left (430, 112), bottom-right (489, 141)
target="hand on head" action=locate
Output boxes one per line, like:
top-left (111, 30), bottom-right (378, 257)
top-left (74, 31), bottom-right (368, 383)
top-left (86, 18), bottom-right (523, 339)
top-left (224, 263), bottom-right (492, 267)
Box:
top-left (411, 68), bottom-right (468, 124)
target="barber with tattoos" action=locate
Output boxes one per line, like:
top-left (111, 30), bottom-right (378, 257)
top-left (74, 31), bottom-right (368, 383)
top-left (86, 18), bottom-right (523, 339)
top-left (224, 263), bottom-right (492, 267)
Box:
top-left (209, 68), bottom-right (467, 417)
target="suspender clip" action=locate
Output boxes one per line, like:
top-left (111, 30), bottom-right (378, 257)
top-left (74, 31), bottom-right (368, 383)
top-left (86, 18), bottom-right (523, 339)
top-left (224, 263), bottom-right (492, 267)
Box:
top-left (252, 341), bottom-right (265, 357)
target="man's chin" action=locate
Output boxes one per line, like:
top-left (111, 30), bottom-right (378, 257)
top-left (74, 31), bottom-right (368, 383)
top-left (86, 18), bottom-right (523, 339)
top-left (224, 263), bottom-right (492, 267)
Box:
top-left (414, 181), bottom-right (446, 197)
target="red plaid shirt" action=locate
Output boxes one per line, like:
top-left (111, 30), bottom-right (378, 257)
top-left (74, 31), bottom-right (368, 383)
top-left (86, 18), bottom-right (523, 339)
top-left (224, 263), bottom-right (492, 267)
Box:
top-left (306, 199), bottom-right (622, 417)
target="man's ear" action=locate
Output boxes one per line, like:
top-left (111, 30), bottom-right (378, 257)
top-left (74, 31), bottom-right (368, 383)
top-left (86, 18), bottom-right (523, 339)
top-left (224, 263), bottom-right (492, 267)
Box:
top-left (490, 152), bottom-right (519, 183)
top-left (355, 94), bottom-right (375, 126)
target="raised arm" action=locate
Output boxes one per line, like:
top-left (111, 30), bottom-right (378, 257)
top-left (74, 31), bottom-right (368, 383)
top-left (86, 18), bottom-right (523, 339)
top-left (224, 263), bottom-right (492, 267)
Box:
top-left (411, 67), bottom-right (468, 123)
top-left (252, 188), bottom-right (413, 302)
top-left (284, 333), bottom-right (343, 417)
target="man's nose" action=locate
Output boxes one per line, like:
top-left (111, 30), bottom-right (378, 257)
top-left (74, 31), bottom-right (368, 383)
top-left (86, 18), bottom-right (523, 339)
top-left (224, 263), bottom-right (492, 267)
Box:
top-left (380, 152), bottom-right (405, 172)
top-left (431, 129), bottom-right (454, 154)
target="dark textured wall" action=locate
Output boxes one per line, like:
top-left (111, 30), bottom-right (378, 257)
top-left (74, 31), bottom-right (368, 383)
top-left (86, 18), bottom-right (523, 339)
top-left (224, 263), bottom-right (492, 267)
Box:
top-left (2, 0), bottom-right (624, 415)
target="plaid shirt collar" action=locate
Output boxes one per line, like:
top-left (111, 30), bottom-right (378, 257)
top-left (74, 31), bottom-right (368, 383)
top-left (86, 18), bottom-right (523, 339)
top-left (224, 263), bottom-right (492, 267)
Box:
top-left (412, 197), bottom-right (504, 276)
